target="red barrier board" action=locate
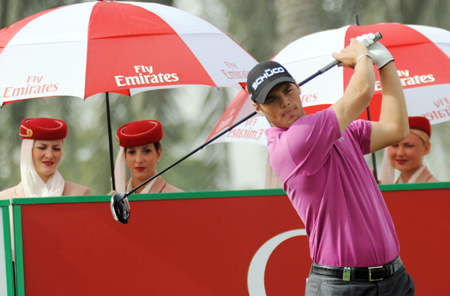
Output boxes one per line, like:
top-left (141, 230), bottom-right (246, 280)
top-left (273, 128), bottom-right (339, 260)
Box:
top-left (382, 186), bottom-right (450, 296)
top-left (12, 185), bottom-right (450, 295)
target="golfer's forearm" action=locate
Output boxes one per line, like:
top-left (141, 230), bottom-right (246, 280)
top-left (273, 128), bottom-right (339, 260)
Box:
top-left (332, 56), bottom-right (375, 132)
top-left (349, 56), bottom-right (376, 105)
top-left (378, 63), bottom-right (409, 140)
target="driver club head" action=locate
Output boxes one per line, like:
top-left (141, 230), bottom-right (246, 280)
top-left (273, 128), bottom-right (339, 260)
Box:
top-left (110, 192), bottom-right (130, 224)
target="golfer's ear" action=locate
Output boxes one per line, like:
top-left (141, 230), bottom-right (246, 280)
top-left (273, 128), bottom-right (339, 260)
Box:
top-left (253, 102), bottom-right (265, 116)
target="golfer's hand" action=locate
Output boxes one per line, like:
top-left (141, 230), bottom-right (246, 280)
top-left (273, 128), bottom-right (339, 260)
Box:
top-left (356, 33), bottom-right (394, 69)
top-left (332, 38), bottom-right (369, 69)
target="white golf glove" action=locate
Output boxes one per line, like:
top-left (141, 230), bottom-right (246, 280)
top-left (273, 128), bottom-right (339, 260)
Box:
top-left (356, 33), bottom-right (394, 69)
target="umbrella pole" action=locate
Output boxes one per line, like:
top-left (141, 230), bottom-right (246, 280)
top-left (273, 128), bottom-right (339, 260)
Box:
top-left (366, 106), bottom-right (378, 181)
top-left (105, 92), bottom-right (116, 190)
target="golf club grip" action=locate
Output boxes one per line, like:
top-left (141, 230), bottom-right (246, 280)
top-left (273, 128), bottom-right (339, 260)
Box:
top-left (304, 32), bottom-right (383, 84)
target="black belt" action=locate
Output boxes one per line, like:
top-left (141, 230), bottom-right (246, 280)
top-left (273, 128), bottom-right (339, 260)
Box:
top-left (310, 256), bottom-right (403, 282)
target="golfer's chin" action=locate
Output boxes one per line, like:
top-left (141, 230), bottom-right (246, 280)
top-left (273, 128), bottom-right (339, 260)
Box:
top-left (277, 113), bottom-right (303, 128)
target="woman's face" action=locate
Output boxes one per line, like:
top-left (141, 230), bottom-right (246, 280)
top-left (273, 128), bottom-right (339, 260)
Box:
top-left (125, 143), bottom-right (162, 183)
top-left (388, 131), bottom-right (430, 173)
top-left (32, 139), bottom-right (63, 183)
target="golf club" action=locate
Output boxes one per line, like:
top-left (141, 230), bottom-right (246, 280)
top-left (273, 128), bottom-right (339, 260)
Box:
top-left (111, 32), bottom-right (383, 224)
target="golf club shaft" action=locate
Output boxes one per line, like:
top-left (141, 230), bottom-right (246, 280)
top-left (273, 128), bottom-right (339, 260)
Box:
top-left (300, 32), bottom-right (382, 85)
top-left (123, 32), bottom-right (383, 198)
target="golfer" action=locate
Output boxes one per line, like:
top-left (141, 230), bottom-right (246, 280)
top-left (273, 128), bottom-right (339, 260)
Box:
top-left (247, 34), bottom-right (414, 295)
top-left (111, 119), bottom-right (183, 194)
top-left (0, 117), bottom-right (92, 198)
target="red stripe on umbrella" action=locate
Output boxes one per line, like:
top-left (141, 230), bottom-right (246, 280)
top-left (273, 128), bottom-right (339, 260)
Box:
top-left (0, 7), bottom-right (61, 55)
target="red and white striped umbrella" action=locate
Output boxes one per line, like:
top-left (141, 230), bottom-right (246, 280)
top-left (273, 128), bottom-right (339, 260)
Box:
top-left (0, 1), bottom-right (257, 105)
top-left (208, 23), bottom-right (450, 146)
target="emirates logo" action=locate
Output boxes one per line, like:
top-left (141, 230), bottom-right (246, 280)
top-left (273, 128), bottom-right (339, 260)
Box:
top-left (114, 65), bottom-right (179, 87)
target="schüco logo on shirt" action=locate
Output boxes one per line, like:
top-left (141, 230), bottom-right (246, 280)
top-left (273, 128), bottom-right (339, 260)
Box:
top-left (252, 67), bottom-right (285, 91)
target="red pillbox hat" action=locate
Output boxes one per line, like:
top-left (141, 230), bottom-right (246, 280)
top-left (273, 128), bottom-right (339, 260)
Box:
top-left (20, 118), bottom-right (67, 140)
top-left (409, 116), bottom-right (431, 138)
top-left (116, 120), bottom-right (163, 147)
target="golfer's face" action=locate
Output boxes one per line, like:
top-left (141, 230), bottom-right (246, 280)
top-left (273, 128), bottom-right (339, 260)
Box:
top-left (257, 82), bottom-right (305, 128)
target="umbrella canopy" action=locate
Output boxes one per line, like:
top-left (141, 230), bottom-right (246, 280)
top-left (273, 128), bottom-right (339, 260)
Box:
top-left (0, 1), bottom-right (257, 103)
top-left (0, 1), bottom-right (258, 190)
top-left (208, 23), bottom-right (450, 146)
top-left (206, 89), bottom-right (270, 146)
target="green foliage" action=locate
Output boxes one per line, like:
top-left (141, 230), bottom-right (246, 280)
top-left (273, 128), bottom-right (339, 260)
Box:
top-left (204, 0), bottom-right (278, 62)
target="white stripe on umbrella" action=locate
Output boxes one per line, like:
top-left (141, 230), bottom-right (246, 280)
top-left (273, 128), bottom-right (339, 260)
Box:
top-left (0, 3), bottom-right (94, 100)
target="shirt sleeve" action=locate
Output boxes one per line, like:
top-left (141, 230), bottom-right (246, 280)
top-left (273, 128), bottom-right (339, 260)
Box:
top-left (286, 108), bottom-right (341, 175)
top-left (346, 119), bottom-right (372, 155)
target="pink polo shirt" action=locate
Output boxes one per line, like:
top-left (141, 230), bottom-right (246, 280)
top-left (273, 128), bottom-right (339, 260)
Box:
top-left (266, 108), bottom-right (399, 267)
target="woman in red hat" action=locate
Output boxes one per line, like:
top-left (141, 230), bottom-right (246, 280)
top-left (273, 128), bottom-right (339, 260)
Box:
top-left (112, 119), bottom-right (183, 194)
top-left (0, 117), bottom-right (92, 198)
top-left (380, 116), bottom-right (439, 184)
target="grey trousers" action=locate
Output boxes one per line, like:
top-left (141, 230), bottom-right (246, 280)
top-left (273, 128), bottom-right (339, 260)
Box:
top-left (305, 266), bottom-right (415, 296)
